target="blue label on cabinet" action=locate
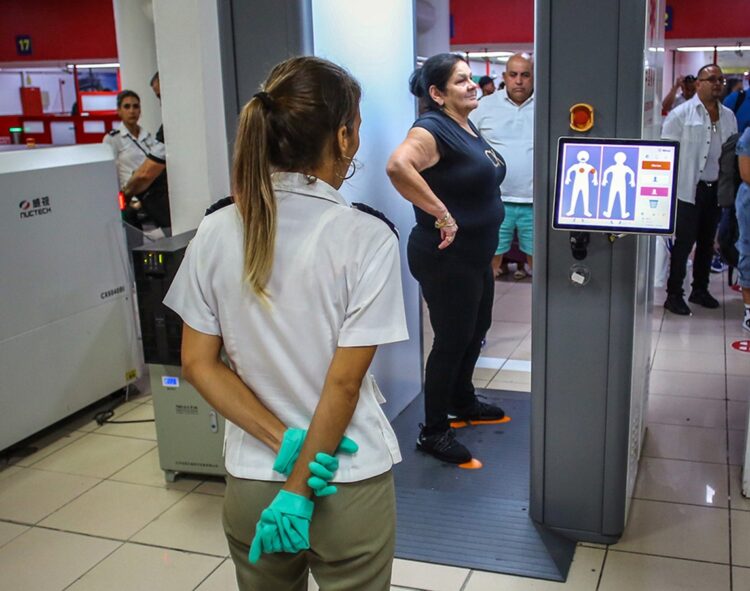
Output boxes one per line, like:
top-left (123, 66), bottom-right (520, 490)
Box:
top-left (162, 376), bottom-right (180, 388)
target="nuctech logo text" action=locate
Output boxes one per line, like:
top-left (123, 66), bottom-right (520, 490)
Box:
top-left (19, 197), bottom-right (51, 219)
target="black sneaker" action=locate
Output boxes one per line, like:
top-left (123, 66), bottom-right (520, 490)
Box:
top-left (448, 399), bottom-right (505, 422)
top-left (688, 289), bottom-right (720, 309)
top-left (664, 294), bottom-right (691, 315)
top-left (416, 425), bottom-right (472, 464)
top-left (710, 254), bottom-right (726, 273)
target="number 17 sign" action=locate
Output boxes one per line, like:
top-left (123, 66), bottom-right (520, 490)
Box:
top-left (16, 35), bottom-right (32, 56)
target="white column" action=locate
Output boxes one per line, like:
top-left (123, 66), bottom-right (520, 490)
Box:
top-left (111, 0), bottom-right (161, 135)
top-left (152, 0), bottom-right (230, 234)
top-left (312, 0), bottom-right (422, 419)
top-left (416, 0), bottom-right (450, 58)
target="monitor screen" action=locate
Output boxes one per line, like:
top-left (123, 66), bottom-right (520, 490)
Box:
top-left (552, 137), bottom-right (680, 235)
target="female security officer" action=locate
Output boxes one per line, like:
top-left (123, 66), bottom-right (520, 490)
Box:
top-left (164, 57), bottom-right (408, 590)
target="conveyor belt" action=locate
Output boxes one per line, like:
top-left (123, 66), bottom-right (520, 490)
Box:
top-left (392, 389), bottom-right (574, 581)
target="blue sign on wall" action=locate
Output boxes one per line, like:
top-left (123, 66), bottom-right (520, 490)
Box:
top-left (665, 6), bottom-right (673, 32)
top-left (16, 35), bottom-right (32, 56)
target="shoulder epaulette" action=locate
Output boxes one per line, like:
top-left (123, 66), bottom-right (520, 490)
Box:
top-left (205, 196), bottom-right (234, 216)
top-left (107, 129), bottom-right (120, 136)
top-left (351, 202), bottom-right (399, 239)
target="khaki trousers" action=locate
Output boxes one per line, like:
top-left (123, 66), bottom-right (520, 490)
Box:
top-left (222, 470), bottom-right (396, 591)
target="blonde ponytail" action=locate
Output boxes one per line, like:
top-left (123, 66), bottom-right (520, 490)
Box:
top-left (232, 98), bottom-right (276, 299)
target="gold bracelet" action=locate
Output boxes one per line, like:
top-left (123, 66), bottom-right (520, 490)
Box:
top-left (434, 212), bottom-right (453, 229)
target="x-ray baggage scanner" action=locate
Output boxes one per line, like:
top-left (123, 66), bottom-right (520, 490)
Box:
top-left (0, 145), bottom-right (139, 450)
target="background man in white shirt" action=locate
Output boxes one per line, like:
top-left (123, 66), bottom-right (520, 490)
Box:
top-left (662, 64), bottom-right (738, 315)
top-left (471, 53), bottom-right (535, 279)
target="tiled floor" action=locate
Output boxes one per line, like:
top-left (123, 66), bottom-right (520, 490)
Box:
top-left (0, 271), bottom-right (748, 590)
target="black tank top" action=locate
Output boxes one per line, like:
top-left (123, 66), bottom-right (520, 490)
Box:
top-left (411, 110), bottom-right (506, 260)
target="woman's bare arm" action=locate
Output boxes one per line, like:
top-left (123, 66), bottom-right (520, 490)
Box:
top-left (282, 345), bottom-right (376, 495)
top-left (181, 324), bottom-right (377, 497)
top-left (181, 324), bottom-right (286, 452)
top-left (386, 128), bottom-right (457, 249)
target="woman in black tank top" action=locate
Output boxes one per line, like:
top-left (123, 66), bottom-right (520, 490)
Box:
top-left (387, 54), bottom-right (507, 465)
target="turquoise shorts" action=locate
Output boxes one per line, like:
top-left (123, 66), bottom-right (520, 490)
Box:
top-left (497, 202), bottom-right (533, 255)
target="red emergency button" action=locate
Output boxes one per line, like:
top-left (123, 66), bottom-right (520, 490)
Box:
top-left (570, 103), bottom-right (594, 132)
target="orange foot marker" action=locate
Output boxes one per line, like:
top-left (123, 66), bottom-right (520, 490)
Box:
top-left (450, 416), bottom-right (512, 429)
top-left (469, 416), bottom-right (512, 426)
top-left (458, 458), bottom-right (483, 469)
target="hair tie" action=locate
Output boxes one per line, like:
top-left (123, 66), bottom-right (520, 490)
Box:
top-left (253, 91), bottom-right (274, 110)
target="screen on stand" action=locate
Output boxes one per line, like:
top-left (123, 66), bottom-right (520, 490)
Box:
top-left (552, 137), bottom-right (680, 235)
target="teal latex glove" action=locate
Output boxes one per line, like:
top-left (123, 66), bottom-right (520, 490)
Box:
top-left (273, 428), bottom-right (358, 477)
top-left (273, 428), bottom-right (307, 476)
top-left (248, 490), bottom-right (314, 564)
top-left (307, 452), bottom-right (340, 497)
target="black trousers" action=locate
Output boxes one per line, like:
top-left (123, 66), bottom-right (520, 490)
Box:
top-left (408, 236), bottom-right (494, 434)
top-left (667, 182), bottom-right (721, 297)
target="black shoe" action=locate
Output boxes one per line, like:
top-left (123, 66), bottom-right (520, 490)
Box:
top-left (416, 425), bottom-right (472, 464)
top-left (664, 294), bottom-right (691, 315)
top-left (447, 399), bottom-right (505, 422)
top-left (688, 289), bottom-right (720, 309)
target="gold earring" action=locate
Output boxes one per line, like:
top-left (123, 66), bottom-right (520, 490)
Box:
top-left (335, 156), bottom-right (356, 181)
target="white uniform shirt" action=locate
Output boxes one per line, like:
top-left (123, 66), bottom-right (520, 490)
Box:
top-left (164, 172), bottom-right (408, 482)
top-left (662, 94), bottom-right (737, 204)
top-left (102, 126), bottom-right (157, 187)
top-left (470, 89), bottom-right (534, 203)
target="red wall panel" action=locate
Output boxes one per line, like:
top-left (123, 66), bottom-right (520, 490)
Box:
top-left (0, 114), bottom-right (119, 144)
top-left (450, 0), bottom-right (533, 45)
top-left (450, 0), bottom-right (749, 46)
top-left (665, 1), bottom-right (749, 39)
top-left (0, 0), bottom-right (117, 62)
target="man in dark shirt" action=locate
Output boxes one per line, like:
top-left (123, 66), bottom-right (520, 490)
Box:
top-left (724, 83), bottom-right (749, 133)
top-left (478, 75), bottom-right (495, 99)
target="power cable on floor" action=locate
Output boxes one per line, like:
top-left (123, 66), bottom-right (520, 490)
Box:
top-left (94, 409), bottom-right (155, 426)
top-left (93, 383), bottom-right (154, 426)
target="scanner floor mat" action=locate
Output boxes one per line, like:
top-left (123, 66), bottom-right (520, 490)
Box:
top-left (391, 389), bottom-right (574, 581)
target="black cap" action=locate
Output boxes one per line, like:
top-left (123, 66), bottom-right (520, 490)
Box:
top-left (684, 75), bottom-right (697, 82)
top-left (478, 76), bottom-right (494, 87)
